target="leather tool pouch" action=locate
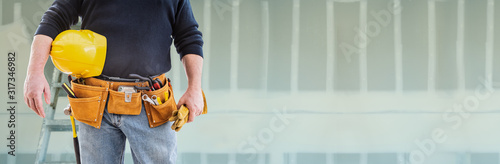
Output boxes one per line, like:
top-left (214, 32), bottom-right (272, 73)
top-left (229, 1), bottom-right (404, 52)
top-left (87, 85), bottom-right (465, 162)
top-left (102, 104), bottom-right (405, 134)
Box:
top-left (68, 80), bottom-right (107, 129)
top-left (68, 76), bottom-right (149, 129)
top-left (142, 78), bottom-right (177, 128)
top-left (67, 74), bottom-right (196, 129)
top-left (107, 89), bottom-right (142, 115)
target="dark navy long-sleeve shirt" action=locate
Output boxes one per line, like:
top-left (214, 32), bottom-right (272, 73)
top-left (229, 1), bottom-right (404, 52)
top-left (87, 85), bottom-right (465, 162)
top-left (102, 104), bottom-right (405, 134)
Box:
top-left (36, 0), bottom-right (203, 78)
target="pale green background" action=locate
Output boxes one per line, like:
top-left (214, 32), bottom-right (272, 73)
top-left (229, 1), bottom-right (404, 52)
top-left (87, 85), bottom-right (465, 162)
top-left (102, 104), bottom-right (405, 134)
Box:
top-left (1, 0), bottom-right (500, 164)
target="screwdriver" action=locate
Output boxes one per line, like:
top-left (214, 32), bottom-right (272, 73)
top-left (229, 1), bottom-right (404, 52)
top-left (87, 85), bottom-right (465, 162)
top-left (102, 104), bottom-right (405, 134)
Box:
top-left (61, 82), bottom-right (81, 164)
top-left (156, 96), bottom-right (163, 105)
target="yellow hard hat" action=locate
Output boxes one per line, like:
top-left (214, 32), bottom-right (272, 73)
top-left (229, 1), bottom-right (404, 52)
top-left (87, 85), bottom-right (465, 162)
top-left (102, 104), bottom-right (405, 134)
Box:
top-left (50, 30), bottom-right (106, 78)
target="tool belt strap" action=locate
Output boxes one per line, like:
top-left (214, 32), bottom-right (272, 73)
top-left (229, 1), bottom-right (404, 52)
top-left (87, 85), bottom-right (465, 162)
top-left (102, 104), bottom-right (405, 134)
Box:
top-left (84, 74), bottom-right (166, 91)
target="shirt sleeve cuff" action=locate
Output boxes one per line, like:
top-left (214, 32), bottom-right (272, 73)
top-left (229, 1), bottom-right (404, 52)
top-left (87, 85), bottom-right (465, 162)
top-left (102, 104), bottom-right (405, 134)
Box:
top-left (179, 44), bottom-right (203, 59)
top-left (34, 23), bottom-right (61, 40)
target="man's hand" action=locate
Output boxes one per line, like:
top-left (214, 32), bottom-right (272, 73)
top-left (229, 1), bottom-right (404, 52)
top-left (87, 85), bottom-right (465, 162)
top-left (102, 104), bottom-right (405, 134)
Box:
top-left (179, 54), bottom-right (203, 123)
top-left (24, 73), bottom-right (50, 118)
top-left (24, 35), bottom-right (53, 118)
top-left (177, 88), bottom-right (203, 123)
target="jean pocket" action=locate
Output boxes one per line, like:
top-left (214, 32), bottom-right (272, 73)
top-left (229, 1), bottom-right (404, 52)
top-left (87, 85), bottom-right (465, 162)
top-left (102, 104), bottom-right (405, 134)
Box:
top-left (107, 90), bottom-right (142, 115)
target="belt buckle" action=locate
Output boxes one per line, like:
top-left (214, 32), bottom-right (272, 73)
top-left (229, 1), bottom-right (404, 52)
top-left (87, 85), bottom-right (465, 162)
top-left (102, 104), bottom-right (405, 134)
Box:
top-left (124, 91), bottom-right (132, 103)
top-left (118, 85), bottom-right (137, 103)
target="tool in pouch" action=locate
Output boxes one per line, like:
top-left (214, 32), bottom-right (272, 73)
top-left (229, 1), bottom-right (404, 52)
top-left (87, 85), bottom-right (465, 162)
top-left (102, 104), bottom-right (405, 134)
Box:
top-left (127, 74), bottom-right (179, 128)
top-left (131, 73), bottom-right (169, 106)
top-left (61, 76), bottom-right (81, 164)
top-left (129, 74), bottom-right (162, 91)
top-left (142, 94), bottom-right (159, 106)
top-left (141, 90), bottom-right (169, 106)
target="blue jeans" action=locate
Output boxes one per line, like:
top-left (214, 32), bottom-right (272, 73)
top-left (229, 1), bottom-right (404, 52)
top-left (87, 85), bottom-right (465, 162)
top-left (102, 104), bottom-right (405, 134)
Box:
top-left (78, 103), bottom-right (177, 164)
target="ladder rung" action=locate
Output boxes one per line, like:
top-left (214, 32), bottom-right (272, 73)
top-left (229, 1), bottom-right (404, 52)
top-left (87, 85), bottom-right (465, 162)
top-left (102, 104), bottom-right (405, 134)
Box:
top-left (37, 69), bottom-right (71, 163)
top-left (45, 119), bottom-right (77, 132)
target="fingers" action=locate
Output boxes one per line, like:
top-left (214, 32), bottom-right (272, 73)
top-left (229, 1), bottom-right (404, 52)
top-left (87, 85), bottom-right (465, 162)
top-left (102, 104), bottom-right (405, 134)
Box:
top-left (24, 73), bottom-right (50, 118)
top-left (187, 109), bottom-right (196, 123)
top-left (25, 97), bottom-right (31, 109)
top-left (30, 98), bottom-right (42, 117)
top-left (43, 83), bottom-right (51, 105)
top-left (34, 96), bottom-right (46, 118)
top-left (26, 96), bottom-right (45, 118)
top-left (32, 98), bottom-right (39, 115)
top-left (184, 102), bottom-right (202, 123)
top-left (177, 89), bottom-right (204, 123)
top-left (26, 98), bottom-right (33, 114)
top-left (177, 98), bottom-right (185, 109)
top-left (186, 105), bottom-right (203, 123)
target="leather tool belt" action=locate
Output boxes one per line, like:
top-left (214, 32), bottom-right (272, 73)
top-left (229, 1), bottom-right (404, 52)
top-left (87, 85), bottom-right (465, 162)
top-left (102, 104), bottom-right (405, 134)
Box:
top-left (67, 74), bottom-right (177, 128)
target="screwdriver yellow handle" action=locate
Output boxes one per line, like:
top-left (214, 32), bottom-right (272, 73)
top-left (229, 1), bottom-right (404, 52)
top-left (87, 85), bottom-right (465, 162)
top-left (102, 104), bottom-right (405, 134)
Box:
top-left (156, 96), bottom-right (162, 105)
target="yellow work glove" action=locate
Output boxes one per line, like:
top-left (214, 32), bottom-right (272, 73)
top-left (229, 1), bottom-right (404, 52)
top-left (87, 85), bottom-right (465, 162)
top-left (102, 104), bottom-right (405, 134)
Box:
top-left (169, 90), bottom-right (208, 132)
top-left (168, 105), bottom-right (190, 131)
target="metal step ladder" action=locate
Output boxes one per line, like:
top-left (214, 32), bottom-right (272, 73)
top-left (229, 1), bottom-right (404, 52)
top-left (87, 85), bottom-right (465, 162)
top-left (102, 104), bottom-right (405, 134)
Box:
top-left (35, 68), bottom-right (77, 164)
